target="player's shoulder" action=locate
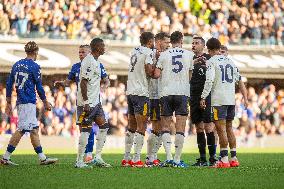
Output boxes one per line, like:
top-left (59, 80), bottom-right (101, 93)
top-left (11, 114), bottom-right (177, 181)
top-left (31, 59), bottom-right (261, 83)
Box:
top-left (72, 62), bottom-right (81, 69)
top-left (81, 54), bottom-right (95, 65)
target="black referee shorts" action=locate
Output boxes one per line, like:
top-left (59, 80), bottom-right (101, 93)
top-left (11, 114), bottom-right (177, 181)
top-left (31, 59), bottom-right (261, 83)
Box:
top-left (190, 95), bottom-right (212, 124)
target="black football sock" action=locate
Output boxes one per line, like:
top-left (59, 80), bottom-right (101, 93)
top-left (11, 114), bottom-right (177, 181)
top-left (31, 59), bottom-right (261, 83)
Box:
top-left (197, 132), bottom-right (206, 161)
top-left (206, 132), bottom-right (216, 158)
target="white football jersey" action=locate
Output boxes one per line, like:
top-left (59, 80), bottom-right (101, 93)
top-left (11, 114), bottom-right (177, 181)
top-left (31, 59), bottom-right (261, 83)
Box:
top-left (201, 55), bottom-right (241, 106)
top-left (156, 47), bottom-right (194, 97)
top-left (149, 49), bottom-right (159, 99)
top-left (126, 46), bottom-right (154, 97)
top-left (77, 54), bottom-right (101, 107)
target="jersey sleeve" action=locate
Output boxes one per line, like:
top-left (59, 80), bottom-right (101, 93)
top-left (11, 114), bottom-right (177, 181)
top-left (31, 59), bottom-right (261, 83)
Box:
top-left (80, 58), bottom-right (92, 81)
top-left (6, 66), bottom-right (15, 98)
top-left (33, 65), bottom-right (46, 101)
top-left (187, 51), bottom-right (194, 70)
top-left (201, 60), bottom-right (215, 99)
top-left (100, 63), bottom-right (107, 79)
top-left (234, 65), bottom-right (241, 83)
top-left (67, 65), bottom-right (76, 81)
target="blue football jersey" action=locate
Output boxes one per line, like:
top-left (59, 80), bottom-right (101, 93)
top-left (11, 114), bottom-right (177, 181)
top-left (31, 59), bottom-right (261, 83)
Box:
top-left (6, 58), bottom-right (46, 105)
top-left (67, 62), bottom-right (107, 87)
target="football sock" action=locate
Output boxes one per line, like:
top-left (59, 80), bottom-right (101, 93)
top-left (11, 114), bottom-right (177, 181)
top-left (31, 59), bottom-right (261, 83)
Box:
top-left (220, 148), bottom-right (229, 163)
top-left (206, 132), bottom-right (216, 158)
top-left (77, 132), bottom-right (89, 163)
top-left (162, 131), bottom-right (173, 161)
top-left (152, 132), bottom-right (160, 161)
top-left (197, 132), bottom-right (206, 161)
top-left (3, 144), bottom-right (16, 160)
top-left (124, 130), bottom-right (135, 160)
top-left (34, 146), bottom-right (46, 161)
top-left (230, 148), bottom-right (237, 159)
top-left (133, 132), bottom-right (145, 162)
top-left (95, 128), bottom-right (108, 159)
top-left (147, 132), bottom-right (155, 162)
top-left (155, 134), bottom-right (163, 160)
top-left (174, 132), bottom-right (185, 164)
top-left (85, 128), bottom-right (95, 154)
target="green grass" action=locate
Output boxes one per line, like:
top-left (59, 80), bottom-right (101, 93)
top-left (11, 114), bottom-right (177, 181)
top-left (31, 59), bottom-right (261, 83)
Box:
top-left (1, 149), bottom-right (284, 189)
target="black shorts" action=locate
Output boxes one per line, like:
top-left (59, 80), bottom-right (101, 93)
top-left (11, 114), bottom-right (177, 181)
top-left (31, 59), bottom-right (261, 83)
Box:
top-left (76, 104), bottom-right (105, 127)
top-left (150, 99), bottom-right (161, 121)
top-left (190, 96), bottom-right (212, 124)
top-left (212, 105), bottom-right (235, 121)
top-left (127, 95), bottom-right (149, 116)
top-left (160, 95), bottom-right (189, 116)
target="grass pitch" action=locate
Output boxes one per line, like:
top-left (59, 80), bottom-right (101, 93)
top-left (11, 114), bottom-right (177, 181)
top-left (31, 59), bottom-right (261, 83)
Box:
top-left (0, 149), bottom-right (284, 189)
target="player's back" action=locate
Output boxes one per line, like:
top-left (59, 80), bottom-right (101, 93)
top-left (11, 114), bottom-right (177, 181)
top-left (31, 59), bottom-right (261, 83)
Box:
top-left (126, 46), bottom-right (153, 97)
top-left (157, 47), bottom-right (193, 97)
top-left (9, 58), bottom-right (40, 105)
top-left (209, 55), bottom-right (240, 106)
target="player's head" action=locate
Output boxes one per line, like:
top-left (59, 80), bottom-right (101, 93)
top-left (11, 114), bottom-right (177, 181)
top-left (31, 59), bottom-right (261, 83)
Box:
top-left (219, 45), bottom-right (228, 56)
top-left (206, 37), bottom-right (221, 56)
top-left (24, 41), bottom-right (39, 61)
top-left (78, 44), bottom-right (90, 61)
top-left (140, 32), bottom-right (154, 49)
top-left (155, 32), bottom-right (170, 52)
top-left (90, 38), bottom-right (105, 57)
top-left (192, 36), bottom-right (205, 55)
top-left (170, 31), bottom-right (183, 47)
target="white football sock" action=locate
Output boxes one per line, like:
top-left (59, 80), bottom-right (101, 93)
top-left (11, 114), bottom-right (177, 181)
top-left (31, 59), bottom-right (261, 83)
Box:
top-left (147, 133), bottom-right (155, 162)
top-left (133, 132), bottom-right (144, 162)
top-left (124, 131), bottom-right (135, 160)
top-left (154, 134), bottom-right (162, 160)
top-left (95, 128), bottom-right (108, 159)
top-left (151, 134), bottom-right (160, 161)
top-left (76, 132), bottom-right (89, 163)
top-left (38, 153), bottom-right (47, 161)
top-left (162, 132), bottom-right (172, 161)
top-left (3, 151), bottom-right (11, 160)
top-left (173, 133), bottom-right (185, 164)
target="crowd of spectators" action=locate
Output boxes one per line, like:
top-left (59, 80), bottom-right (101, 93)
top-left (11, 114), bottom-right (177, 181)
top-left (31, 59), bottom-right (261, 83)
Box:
top-left (0, 0), bottom-right (283, 45)
top-left (1, 81), bottom-right (284, 142)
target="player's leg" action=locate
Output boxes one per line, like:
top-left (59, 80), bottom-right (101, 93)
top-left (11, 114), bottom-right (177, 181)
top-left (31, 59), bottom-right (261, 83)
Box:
top-left (132, 96), bottom-right (149, 167)
top-left (172, 95), bottom-right (189, 168)
top-left (93, 105), bottom-right (111, 167)
top-left (204, 122), bottom-right (217, 165)
top-left (159, 96), bottom-right (174, 166)
top-left (30, 128), bottom-right (58, 165)
top-left (1, 130), bottom-right (23, 165)
top-left (84, 124), bottom-right (97, 162)
top-left (213, 106), bottom-right (230, 168)
top-left (190, 96), bottom-right (207, 166)
top-left (75, 106), bottom-right (92, 168)
top-left (146, 99), bottom-right (161, 166)
top-left (226, 105), bottom-right (239, 167)
top-left (122, 95), bottom-right (137, 166)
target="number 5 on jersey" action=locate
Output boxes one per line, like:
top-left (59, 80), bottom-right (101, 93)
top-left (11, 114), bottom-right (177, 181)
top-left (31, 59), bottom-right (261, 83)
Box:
top-left (172, 55), bottom-right (183, 73)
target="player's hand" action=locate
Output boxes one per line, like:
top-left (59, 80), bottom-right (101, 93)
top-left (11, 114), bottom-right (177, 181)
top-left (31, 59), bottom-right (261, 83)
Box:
top-left (200, 99), bottom-right (206, 109)
top-left (5, 103), bottom-right (12, 116)
top-left (44, 100), bottom-right (52, 111)
top-left (83, 104), bottom-right (90, 113)
top-left (54, 80), bottom-right (64, 88)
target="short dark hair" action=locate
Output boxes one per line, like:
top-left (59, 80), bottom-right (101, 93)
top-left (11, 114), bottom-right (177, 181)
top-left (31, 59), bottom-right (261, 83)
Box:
top-left (155, 32), bottom-right (170, 41)
top-left (90, 38), bottom-right (104, 52)
top-left (140, 32), bottom-right (154, 46)
top-left (170, 31), bottom-right (183, 44)
top-left (206, 37), bottom-right (221, 50)
top-left (24, 41), bottom-right (39, 54)
top-left (79, 44), bottom-right (90, 49)
top-left (193, 36), bottom-right (205, 45)
top-left (220, 45), bottom-right (228, 51)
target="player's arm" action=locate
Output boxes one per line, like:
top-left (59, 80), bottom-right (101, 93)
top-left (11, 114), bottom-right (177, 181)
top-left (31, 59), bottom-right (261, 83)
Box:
top-left (235, 66), bottom-right (248, 108)
top-left (145, 53), bottom-right (155, 78)
top-left (33, 66), bottom-right (51, 111)
top-left (188, 54), bottom-right (194, 82)
top-left (54, 65), bottom-right (76, 87)
top-left (200, 61), bottom-right (215, 108)
top-left (100, 63), bottom-right (110, 91)
top-left (80, 61), bottom-right (92, 112)
top-left (5, 67), bottom-right (15, 115)
top-left (152, 52), bottom-right (164, 79)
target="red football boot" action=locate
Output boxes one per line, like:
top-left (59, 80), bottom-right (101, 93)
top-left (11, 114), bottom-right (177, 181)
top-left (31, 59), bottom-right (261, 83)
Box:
top-left (153, 159), bottom-right (160, 166)
top-left (133, 160), bottom-right (145, 168)
top-left (212, 161), bottom-right (231, 168)
top-left (230, 160), bottom-right (240, 167)
top-left (121, 159), bottom-right (134, 167)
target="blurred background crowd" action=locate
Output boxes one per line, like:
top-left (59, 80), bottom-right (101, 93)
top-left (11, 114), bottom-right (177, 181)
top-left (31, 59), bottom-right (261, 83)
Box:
top-left (1, 82), bottom-right (284, 142)
top-left (0, 0), bottom-right (283, 45)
